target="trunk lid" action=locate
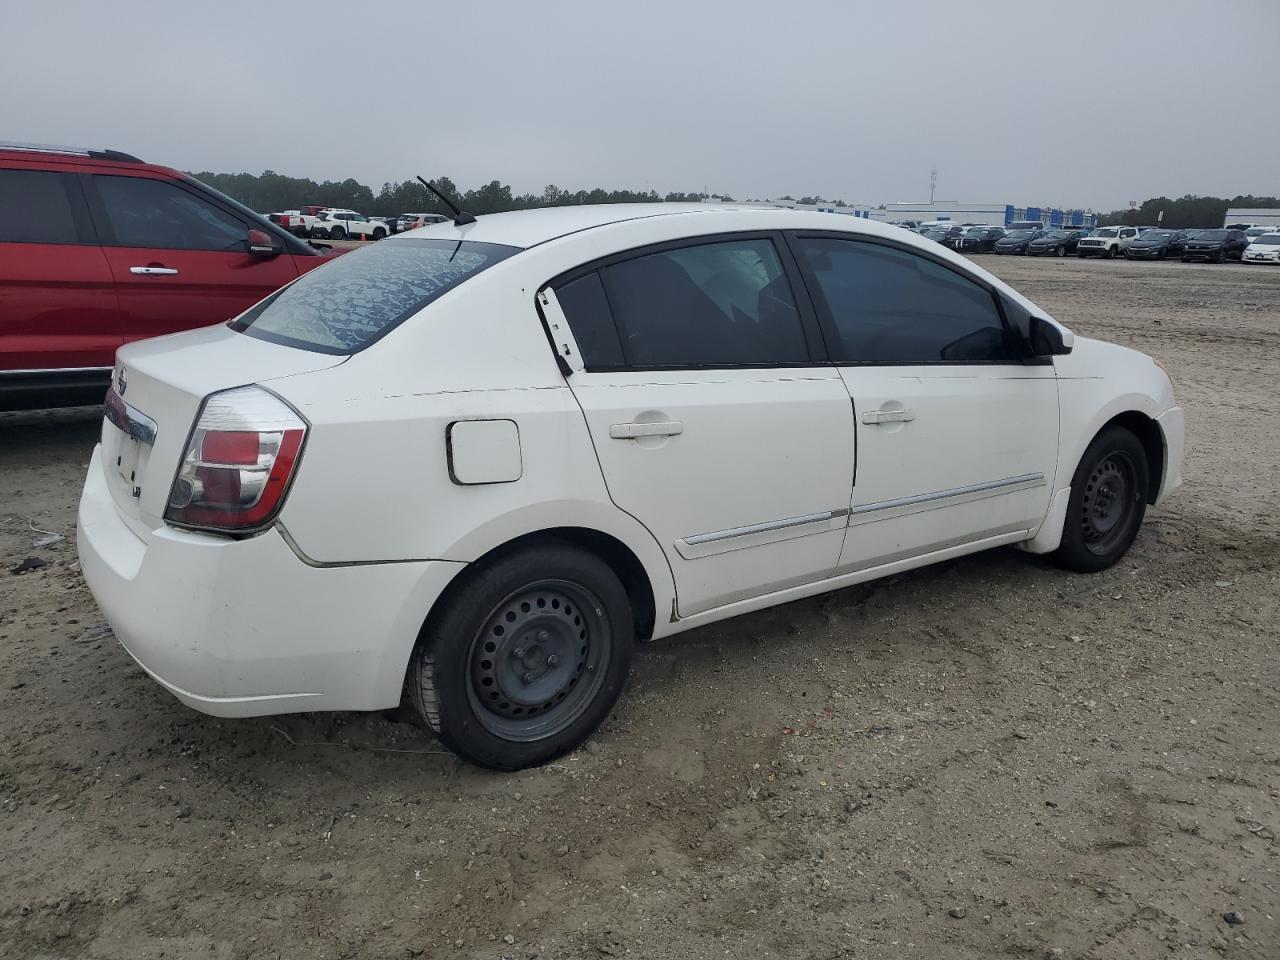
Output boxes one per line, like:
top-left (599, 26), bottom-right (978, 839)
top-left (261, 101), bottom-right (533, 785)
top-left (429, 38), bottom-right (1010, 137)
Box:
top-left (99, 324), bottom-right (344, 538)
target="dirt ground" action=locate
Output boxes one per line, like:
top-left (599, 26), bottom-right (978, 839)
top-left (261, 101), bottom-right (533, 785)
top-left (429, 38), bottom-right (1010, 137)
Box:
top-left (1, 256), bottom-right (1277, 960)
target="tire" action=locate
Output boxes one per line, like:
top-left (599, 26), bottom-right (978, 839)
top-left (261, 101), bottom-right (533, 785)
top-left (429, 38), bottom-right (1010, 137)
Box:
top-left (1214, 249), bottom-right (1225, 264)
top-left (1077, 251), bottom-right (1087, 258)
top-left (1056, 245), bottom-right (1066, 258)
top-left (372, 227), bottom-right (386, 240)
top-left (330, 226), bottom-right (347, 240)
top-left (1052, 426), bottom-right (1149, 573)
top-left (313, 227), bottom-right (330, 239)
top-left (1104, 245), bottom-right (1115, 259)
top-left (409, 543), bottom-right (634, 770)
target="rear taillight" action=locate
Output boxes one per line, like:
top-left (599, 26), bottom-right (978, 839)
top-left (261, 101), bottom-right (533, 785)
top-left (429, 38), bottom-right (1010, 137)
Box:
top-left (165, 386), bottom-right (307, 533)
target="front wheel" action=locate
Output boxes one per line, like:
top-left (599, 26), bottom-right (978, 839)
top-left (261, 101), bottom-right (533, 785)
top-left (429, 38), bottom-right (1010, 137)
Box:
top-left (1052, 426), bottom-right (1149, 573)
top-left (372, 227), bottom-right (386, 240)
top-left (409, 543), bottom-right (635, 770)
top-left (1104, 246), bottom-right (1115, 259)
top-left (1056, 245), bottom-right (1066, 258)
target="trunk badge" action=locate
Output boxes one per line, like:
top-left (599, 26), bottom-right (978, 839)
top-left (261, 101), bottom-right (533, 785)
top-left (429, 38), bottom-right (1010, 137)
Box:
top-left (116, 367), bottom-right (128, 396)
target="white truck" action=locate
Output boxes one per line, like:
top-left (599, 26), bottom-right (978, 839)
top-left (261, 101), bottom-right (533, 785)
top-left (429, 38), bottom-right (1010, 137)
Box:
top-left (1076, 225), bottom-right (1139, 259)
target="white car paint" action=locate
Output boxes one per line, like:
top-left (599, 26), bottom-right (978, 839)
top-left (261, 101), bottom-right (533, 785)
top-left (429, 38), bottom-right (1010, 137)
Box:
top-left (78, 203), bottom-right (1183, 725)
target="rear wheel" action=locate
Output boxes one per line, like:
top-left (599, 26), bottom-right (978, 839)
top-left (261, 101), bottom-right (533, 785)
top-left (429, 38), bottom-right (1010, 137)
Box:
top-left (409, 543), bottom-right (634, 770)
top-left (1052, 426), bottom-right (1149, 573)
top-left (330, 226), bottom-right (346, 240)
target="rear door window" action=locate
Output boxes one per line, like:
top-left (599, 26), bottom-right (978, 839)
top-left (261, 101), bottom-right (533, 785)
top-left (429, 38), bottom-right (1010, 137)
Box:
top-left (0, 169), bottom-right (83, 245)
top-left (594, 237), bottom-right (809, 368)
top-left (232, 238), bottom-right (517, 354)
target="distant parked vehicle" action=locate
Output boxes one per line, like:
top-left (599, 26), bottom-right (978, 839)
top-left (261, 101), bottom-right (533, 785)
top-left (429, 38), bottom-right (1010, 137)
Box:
top-left (1242, 233), bottom-right (1280, 264)
top-left (1124, 230), bottom-right (1189, 261)
top-left (994, 228), bottom-right (1045, 255)
top-left (398, 212), bottom-right (450, 232)
top-left (936, 225), bottom-right (969, 250)
top-left (1243, 226), bottom-right (1275, 243)
top-left (1182, 229), bottom-right (1249, 263)
top-left (313, 209), bottom-right (387, 240)
top-left (1076, 226), bottom-right (1139, 259)
top-left (958, 225), bottom-right (1005, 253)
top-left (1027, 229), bottom-right (1086, 257)
top-left (370, 215), bottom-right (400, 235)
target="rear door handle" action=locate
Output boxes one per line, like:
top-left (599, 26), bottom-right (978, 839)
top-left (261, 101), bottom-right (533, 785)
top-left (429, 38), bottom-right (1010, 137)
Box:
top-left (130, 266), bottom-right (179, 276)
top-left (609, 420), bottom-right (684, 439)
top-left (862, 409), bottom-right (915, 425)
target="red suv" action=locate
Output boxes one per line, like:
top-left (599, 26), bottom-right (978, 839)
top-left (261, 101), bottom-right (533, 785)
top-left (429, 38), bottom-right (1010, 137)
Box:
top-left (0, 143), bottom-right (339, 410)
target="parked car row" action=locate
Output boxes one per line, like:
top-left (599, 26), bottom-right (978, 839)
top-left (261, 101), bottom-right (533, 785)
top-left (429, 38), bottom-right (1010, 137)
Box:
top-left (267, 208), bottom-right (449, 240)
top-left (907, 219), bottom-right (1280, 265)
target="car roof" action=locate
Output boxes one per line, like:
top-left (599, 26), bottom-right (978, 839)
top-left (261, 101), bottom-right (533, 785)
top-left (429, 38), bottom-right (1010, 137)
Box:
top-left (403, 202), bottom-right (923, 250)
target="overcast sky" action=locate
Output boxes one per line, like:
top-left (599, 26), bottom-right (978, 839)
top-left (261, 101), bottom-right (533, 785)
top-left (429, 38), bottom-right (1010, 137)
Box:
top-left (4, 1), bottom-right (1277, 211)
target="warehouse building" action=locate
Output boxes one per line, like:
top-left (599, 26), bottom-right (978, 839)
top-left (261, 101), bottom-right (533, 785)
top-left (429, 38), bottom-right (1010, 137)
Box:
top-left (702, 198), bottom-right (1097, 229)
top-left (1223, 208), bottom-right (1280, 229)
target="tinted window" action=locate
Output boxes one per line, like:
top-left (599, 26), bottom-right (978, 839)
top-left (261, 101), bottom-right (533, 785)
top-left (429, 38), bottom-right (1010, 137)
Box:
top-left (795, 238), bottom-right (1013, 364)
top-left (600, 238), bottom-right (808, 367)
top-left (233, 238), bottom-right (517, 354)
top-left (95, 175), bottom-right (247, 250)
top-left (0, 169), bottom-right (80, 244)
top-left (555, 272), bottom-right (624, 368)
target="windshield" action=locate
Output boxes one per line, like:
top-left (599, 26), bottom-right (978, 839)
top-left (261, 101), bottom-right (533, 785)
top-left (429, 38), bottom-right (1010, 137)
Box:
top-left (1043, 231), bottom-right (1071, 240)
top-left (964, 227), bottom-right (987, 236)
top-left (1139, 231), bottom-right (1172, 241)
top-left (232, 238), bottom-right (518, 354)
top-left (1252, 234), bottom-right (1280, 245)
top-left (1196, 230), bottom-right (1227, 241)
top-left (1091, 228), bottom-right (1118, 238)
top-left (1006, 230), bottom-right (1036, 239)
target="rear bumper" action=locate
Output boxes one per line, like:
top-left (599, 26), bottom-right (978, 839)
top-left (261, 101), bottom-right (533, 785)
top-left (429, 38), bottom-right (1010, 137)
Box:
top-left (77, 444), bottom-right (464, 717)
top-left (1155, 406), bottom-right (1185, 506)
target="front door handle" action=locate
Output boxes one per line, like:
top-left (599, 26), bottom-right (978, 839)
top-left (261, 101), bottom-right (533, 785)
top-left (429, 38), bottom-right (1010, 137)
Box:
top-left (130, 266), bottom-right (179, 276)
top-left (609, 420), bottom-right (684, 439)
top-left (862, 409), bottom-right (915, 425)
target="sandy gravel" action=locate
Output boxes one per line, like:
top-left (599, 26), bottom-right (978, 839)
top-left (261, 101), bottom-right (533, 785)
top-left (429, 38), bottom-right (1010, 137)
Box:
top-left (1, 256), bottom-right (1277, 959)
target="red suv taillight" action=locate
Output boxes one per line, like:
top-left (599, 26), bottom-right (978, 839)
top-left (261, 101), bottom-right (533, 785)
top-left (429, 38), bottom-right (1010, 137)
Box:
top-left (165, 386), bottom-right (307, 533)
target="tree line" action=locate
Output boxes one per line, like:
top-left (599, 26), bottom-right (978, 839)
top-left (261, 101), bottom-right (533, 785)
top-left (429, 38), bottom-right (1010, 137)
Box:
top-left (191, 169), bottom-right (733, 218)
top-left (1097, 194), bottom-right (1279, 229)
top-left (191, 169), bottom-right (1277, 229)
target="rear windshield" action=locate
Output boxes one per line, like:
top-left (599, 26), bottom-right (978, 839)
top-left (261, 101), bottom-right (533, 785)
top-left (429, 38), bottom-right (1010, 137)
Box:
top-left (231, 238), bottom-right (518, 354)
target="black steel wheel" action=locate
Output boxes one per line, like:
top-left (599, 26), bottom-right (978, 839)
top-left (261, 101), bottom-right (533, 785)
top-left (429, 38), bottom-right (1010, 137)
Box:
top-left (410, 542), bottom-right (634, 770)
top-left (1052, 426), bottom-right (1149, 572)
top-left (466, 581), bottom-right (611, 742)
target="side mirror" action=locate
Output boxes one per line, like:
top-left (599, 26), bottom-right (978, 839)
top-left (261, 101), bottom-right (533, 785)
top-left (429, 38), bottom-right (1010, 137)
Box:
top-left (1028, 316), bottom-right (1072, 356)
top-left (247, 228), bottom-right (280, 258)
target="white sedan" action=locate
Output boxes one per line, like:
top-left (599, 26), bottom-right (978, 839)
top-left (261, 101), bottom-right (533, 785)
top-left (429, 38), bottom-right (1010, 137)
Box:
top-left (78, 205), bottom-right (1184, 769)
top-left (1243, 233), bottom-right (1280, 264)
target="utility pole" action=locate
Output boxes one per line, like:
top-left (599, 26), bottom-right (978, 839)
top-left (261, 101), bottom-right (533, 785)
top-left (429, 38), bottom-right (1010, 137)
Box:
top-left (930, 167), bottom-right (938, 204)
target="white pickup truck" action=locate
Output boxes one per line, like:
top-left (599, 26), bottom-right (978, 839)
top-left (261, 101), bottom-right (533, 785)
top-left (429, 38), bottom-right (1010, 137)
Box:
top-left (312, 209), bottom-right (388, 240)
top-left (1076, 226), bottom-right (1140, 259)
